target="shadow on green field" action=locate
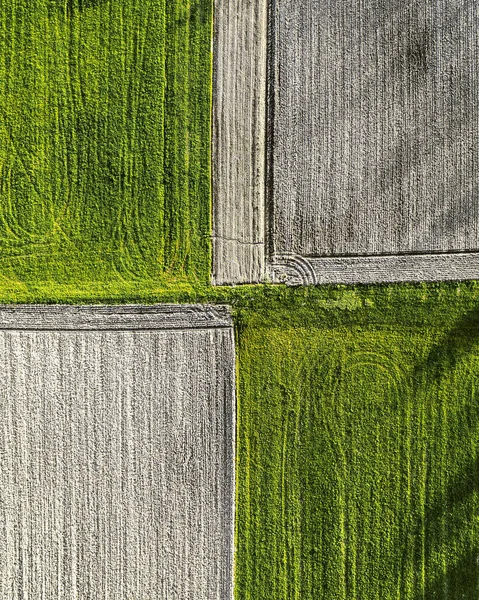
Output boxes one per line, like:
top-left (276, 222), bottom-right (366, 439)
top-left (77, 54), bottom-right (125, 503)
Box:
top-left (416, 454), bottom-right (479, 599)
top-left (415, 305), bottom-right (479, 380)
top-left (416, 550), bottom-right (479, 600)
top-left (413, 306), bottom-right (479, 599)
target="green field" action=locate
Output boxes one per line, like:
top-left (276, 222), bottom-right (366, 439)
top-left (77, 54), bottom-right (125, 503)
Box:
top-left (1, 2), bottom-right (479, 598)
top-left (0, 0), bottom-right (212, 299)
top-left (234, 285), bottom-right (479, 599)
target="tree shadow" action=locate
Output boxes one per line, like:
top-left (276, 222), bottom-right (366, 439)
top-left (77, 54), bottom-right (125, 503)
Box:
top-left (412, 305), bottom-right (479, 384)
top-left (416, 550), bottom-right (479, 600)
top-left (411, 306), bottom-right (479, 598)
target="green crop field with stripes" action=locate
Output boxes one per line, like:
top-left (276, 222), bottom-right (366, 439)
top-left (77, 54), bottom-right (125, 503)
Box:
top-left (1, 1), bottom-right (478, 598)
top-left (0, 0), bottom-right (212, 299)
top-left (234, 284), bottom-right (479, 599)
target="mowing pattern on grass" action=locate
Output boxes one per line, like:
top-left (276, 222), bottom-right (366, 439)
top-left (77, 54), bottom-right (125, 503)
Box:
top-left (235, 290), bottom-right (479, 600)
top-left (0, 0), bottom-right (212, 294)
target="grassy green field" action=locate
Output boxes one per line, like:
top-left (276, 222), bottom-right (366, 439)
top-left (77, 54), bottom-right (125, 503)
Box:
top-left (0, 0), bottom-right (212, 298)
top-left (1, 2), bottom-right (479, 599)
top-left (234, 284), bottom-right (479, 599)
